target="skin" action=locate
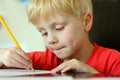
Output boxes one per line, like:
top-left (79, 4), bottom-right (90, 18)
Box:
top-left (0, 12), bottom-right (98, 73)
top-left (0, 47), bottom-right (32, 69)
top-left (36, 12), bottom-right (98, 73)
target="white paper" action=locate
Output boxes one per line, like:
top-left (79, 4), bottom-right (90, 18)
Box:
top-left (0, 69), bottom-right (73, 80)
top-left (0, 69), bottom-right (118, 80)
top-left (0, 69), bottom-right (50, 76)
top-left (0, 76), bottom-right (73, 80)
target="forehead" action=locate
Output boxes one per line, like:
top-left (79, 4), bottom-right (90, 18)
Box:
top-left (37, 12), bottom-right (71, 27)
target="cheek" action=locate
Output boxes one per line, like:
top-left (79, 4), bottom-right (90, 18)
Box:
top-left (43, 38), bottom-right (49, 47)
top-left (60, 29), bottom-right (85, 50)
top-left (60, 33), bottom-right (74, 45)
top-left (59, 27), bottom-right (78, 46)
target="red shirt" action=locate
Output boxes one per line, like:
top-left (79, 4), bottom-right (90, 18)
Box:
top-left (86, 44), bottom-right (120, 76)
top-left (28, 48), bottom-right (63, 70)
top-left (28, 44), bottom-right (120, 76)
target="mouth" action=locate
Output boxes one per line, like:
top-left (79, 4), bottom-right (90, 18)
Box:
top-left (51, 46), bottom-right (65, 51)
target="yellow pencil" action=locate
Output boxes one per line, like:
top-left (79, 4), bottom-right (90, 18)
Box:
top-left (0, 16), bottom-right (34, 71)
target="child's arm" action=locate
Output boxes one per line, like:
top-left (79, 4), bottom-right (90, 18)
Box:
top-left (51, 59), bottom-right (99, 74)
top-left (0, 47), bottom-right (32, 69)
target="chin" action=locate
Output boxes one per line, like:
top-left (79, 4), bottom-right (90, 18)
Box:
top-left (55, 54), bottom-right (70, 59)
top-left (53, 49), bottom-right (72, 59)
top-left (57, 56), bottom-right (67, 59)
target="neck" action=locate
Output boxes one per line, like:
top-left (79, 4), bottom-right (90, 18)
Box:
top-left (77, 40), bottom-right (93, 62)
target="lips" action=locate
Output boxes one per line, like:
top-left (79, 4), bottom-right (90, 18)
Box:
top-left (51, 46), bottom-right (65, 51)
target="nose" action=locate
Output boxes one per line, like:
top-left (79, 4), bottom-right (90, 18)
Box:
top-left (47, 34), bottom-right (58, 44)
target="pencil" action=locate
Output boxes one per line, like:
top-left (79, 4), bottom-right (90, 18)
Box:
top-left (0, 16), bottom-right (34, 71)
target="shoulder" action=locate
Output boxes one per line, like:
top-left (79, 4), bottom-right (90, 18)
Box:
top-left (92, 43), bottom-right (120, 58)
top-left (91, 43), bottom-right (120, 68)
top-left (87, 44), bottom-right (120, 75)
top-left (87, 43), bottom-right (120, 67)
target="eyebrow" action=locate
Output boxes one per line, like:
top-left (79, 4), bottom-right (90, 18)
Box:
top-left (37, 27), bottom-right (45, 32)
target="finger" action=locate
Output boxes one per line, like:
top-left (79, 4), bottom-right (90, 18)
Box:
top-left (51, 72), bottom-right (61, 76)
top-left (5, 47), bottom-right (31, 61)
top-left (61, 66), bottom-right (72, 73)
top-left (51, 63), bottom-right (66, 73)
top-left (12, 52), bottom-right (31, 67)
top-left (15, 48), bottom-right (31, 61)
top-left (3, 58), bottom-right (28, 69)
top-left (13, 57), bottom-right (32, 69)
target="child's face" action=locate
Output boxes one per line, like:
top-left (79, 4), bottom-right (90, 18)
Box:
top-left (36, 12), bottom-right (87, 59)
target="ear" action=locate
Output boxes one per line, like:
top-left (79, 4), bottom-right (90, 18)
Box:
top-left (83, 13), bottom-right (93, 32)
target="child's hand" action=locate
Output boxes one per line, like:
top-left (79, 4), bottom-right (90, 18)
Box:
top-left (51, 59), bottom-right (99, 73)
top-left (0, 47), bottom-right (32, 69)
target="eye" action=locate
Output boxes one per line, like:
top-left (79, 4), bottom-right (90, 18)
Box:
top-left (55, 25), bottom-right (64, 31)
top-left (39, 30), bottom-right (48, 37)
top-left (37, 28), bottom-right (48, 37)
top-left (41, 32), bottom-right (48, 37)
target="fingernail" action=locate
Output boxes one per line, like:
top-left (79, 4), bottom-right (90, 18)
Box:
top-left (61, 70), bottom-right (65, 73)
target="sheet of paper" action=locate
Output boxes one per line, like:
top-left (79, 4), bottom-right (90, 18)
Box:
top-left (0, 69), bottom-right (119, 80)
top-left (0, 69), bottom-right (73, 80)
top-left (0, 69), bottom-right (50, 76)
top-left (0, 76), bottom-right (73, 80)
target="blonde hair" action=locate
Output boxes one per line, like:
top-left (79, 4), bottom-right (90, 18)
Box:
top-left (27, 0), bottom-right (93, 25)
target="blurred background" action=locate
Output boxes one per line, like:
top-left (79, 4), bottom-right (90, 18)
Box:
top-left (90, 0), bottom-right (120, 51)
top-left (0, 0), bottom-right (120, 52)
top-left (0, 0), bottom-right (45, 52)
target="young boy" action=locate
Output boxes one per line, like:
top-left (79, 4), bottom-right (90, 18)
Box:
top-left (0, 0), bottom-right (120, 76)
